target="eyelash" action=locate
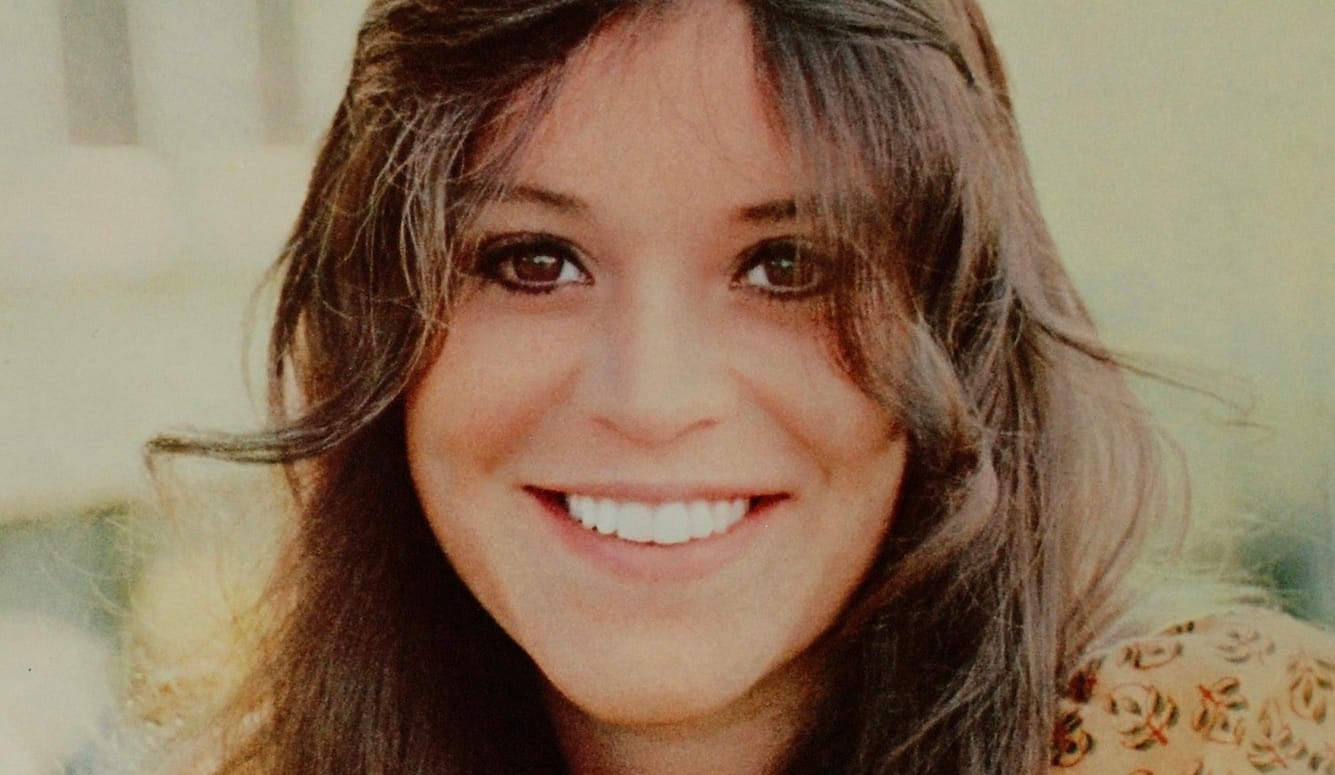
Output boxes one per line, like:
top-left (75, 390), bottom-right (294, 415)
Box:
top-left (471, 233), bottom-right (832, 300)
top-left (731, 238), bottom-right (832, 300)
top-left (472, 233), bottom-right (591, 295)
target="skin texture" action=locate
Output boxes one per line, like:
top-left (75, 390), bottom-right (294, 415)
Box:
top-left (405, 2), bottom-right (908, 771)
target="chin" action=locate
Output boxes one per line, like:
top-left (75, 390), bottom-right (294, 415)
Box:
top-left (545, 653), bottom-right (735, 726)
top-left (539, 634), bottom-right (808, 732)
top-left (553, 685), bottom-right (745, 735)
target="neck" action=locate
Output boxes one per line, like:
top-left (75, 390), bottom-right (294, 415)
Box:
top-left (546, 657), bottom-right (823, 775)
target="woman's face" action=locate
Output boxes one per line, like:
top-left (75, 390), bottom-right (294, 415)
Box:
top-left (406, 1), bottom-right (907, 730)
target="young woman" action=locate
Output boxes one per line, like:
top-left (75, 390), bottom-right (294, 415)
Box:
top-left (151, 1), bottom-right (1333, 773)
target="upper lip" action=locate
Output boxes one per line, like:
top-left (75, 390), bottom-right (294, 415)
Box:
top-left (527, 483), bottom-right (788, 504)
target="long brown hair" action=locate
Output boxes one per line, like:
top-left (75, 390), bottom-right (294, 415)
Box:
top-left (153, 1), bottom-right (1175, 772)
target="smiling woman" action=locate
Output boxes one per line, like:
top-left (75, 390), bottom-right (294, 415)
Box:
top-left (406, 8), bottom-right (906, 754)
top-left (138, 1), bottom-right (1333, 774)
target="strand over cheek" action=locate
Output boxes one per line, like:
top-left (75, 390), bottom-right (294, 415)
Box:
top-left (754, 4), bottom-right (1140, 771)
top-left (756, 4), bottom-right (999, 572)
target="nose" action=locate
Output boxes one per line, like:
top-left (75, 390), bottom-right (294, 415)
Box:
top-left (582, 283), bottom-right (735, 447)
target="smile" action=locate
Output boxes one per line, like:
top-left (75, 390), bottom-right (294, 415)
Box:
top-left (530, 488), bottom-right (784, 546)
top-left (567, 495), bottom-right (748, 544)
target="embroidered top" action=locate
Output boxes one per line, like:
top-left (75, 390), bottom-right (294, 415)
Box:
top-left (1050, 610), bottom-right (1335, 774)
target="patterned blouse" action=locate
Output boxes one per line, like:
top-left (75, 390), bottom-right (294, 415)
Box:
top-left (1050, 610), bottom-right (1335, 774)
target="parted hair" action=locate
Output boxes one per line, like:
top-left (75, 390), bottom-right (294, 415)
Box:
top-left (155, 1), bottom-right (1176, 772)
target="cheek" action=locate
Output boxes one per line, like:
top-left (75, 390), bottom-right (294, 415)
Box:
top-left (405, 301), bottom-right (584, 473)
top-left (404, 303), bottom-right (585, 623)
top-left (727, 307), bottom-right (900, 472)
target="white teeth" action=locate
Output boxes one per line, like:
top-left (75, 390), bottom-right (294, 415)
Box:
top-left (653, 502), bottom-right (691, 545)
top-left (687, 501), bottom-right (715, 539)
top-left (617, 503), bottom-right (654, 543)
top-left (594, 498), bottom-right (617, 535)
top-left (564, 495), bottom-right (751, 544)
top-left (577, 497), bottom-right (598, 529)
top-left (711, 499), bottom-right (746, 534)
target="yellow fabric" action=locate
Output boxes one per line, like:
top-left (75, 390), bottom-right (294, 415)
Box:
top-left (1051, 610), bottom-right (1335, 774)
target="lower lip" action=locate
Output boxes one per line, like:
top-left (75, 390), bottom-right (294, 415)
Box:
top-left (531, 492), bottom-right (783, 584)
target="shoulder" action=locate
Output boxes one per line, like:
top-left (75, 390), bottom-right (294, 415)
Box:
top-left (1050, 608), bottom-right (1335, 774)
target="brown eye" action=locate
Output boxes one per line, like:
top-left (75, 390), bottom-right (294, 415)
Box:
top-left (475, 234), bottom-right (590, 294)
top-left (734, 239), bottom-right (829, 298)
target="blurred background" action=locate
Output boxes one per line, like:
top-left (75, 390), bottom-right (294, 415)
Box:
top-left (0, 0), bottom-right (1331, 761)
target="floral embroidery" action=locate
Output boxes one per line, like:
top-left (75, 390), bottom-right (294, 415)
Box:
top-left (1190, 677), bottom-right (1247, 745)
top-left (1066, 657), bottom-right (1103, 703)
top-left (1047, 612), bottom-right (1335, 775)
top-left (1120, 638), bottom-right (1185, 670)
top-left (1247, 700), bottom-right (1307, 770)
top-left (1308, 744), bottom-right (1335, 775)
top-left (1164, 620), bottom-right (1198, 637)
top-left (1308, 741), bottom-right (1335, 775)
top-left (1214, 626), bottom-right (1275, 665)
top-left (1050, 707), bottom-right (1092, 767)
top-left (1287, 650), bottom-right (1333, 723)
top-left (1105, 682), bottom-right (1179, 749)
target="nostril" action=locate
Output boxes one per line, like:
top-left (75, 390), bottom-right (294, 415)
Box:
top-left (588, 375), bottom-right (733, 447)
top-left (593, 412), bottom-right (721, 448)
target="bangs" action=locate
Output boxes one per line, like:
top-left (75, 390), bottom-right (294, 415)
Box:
top-left (346, 0), bottom-right (1008, 448)
top-left (752, 4), bottom-right (992, 429)
top-left (426, 0), bottom-right (1000, 429)
top-left (403, 5), bottom-right (654, 314)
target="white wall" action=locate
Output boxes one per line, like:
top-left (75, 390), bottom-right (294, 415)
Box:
top-left (1, 0), bottom-right (366, 516)
top-left (987, 2), bottom-right (1334, 613)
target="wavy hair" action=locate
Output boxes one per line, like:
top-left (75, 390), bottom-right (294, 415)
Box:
top-left (153, 1), bottom-right (1175, 772)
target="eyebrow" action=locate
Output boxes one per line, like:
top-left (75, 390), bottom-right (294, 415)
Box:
top-left (736, 198), bottom-right (797, 224)
top-left (498, 184), bottom-right (588, 214)
top-left (494, 184), bottom-right (798, 225)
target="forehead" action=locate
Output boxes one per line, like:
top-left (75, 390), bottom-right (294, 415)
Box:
top-left (499, 0), bottom-right (796, 213)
